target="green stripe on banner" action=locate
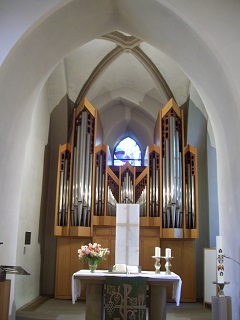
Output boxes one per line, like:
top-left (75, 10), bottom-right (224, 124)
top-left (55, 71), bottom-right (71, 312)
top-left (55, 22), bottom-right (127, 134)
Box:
top-left (105, 276), bottom-right (147, 320)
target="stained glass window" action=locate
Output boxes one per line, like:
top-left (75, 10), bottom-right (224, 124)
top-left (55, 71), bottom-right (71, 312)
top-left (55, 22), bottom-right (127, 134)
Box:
top-left (113, 137), bottom-right (141, 166)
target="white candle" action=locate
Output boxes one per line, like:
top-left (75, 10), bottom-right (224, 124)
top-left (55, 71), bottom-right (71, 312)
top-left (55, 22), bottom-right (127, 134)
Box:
top-left (165, 248), bottom-right (171, 258)
top-left (155, 246), bottom-right (160, 257)
top-left (216, 236), bottom-right (224, 283)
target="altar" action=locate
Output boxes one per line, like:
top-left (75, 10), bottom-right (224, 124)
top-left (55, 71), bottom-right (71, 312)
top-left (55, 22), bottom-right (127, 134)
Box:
top-left (72, 269), bottom-right (182, 320)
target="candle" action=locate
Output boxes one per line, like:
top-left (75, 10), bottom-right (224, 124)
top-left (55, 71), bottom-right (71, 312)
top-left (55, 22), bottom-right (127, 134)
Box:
top-left (165, 248), bottom-right (171, 258)
top-left (216, 236), bottom-right (224, 283)
top-left (155, 246), bottom-right (160, 257)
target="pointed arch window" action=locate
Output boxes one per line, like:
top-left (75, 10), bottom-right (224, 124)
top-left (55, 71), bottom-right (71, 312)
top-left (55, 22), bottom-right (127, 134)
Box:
top-left (113, 137), bottom-right (141, 166)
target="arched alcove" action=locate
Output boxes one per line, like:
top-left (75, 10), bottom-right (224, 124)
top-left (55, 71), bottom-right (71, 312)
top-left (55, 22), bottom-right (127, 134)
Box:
top-left (1, 1), bottom-right (240, 318)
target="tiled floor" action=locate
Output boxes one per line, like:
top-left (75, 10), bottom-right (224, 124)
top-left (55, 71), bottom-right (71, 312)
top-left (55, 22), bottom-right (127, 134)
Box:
top-left (16, 297), bottom-right (212, 320)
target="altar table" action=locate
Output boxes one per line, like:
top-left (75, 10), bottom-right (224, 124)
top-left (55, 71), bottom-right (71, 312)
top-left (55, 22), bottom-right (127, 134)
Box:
top-left (72, 270), bottom-right (182, 320)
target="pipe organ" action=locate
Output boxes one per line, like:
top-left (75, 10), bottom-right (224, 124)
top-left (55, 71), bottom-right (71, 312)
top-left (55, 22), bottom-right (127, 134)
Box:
top-left (54, 98), bottom-right (198, 238)
top-left (54, 98), bottom-right (198, 302)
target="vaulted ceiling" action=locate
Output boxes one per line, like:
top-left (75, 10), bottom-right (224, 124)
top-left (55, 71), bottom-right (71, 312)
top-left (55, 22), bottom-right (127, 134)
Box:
top-left (48, 30), bottom-right (191, 151)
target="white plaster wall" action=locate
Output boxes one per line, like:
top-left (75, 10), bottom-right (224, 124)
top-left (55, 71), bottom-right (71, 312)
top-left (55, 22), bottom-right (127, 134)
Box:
top-left (187, 100), bottom-right (209, 299)
top-left (47, 61), bottom-right (68, 113)
top-left (0, 0), bottom-right (68, 64)
top-left (14, 86), bottom-right (50, 310)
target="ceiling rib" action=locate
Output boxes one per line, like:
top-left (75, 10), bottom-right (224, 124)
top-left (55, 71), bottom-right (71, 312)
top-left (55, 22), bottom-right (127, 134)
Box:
top-left (75, 31), bottom-right (174, 108)
top-left (75, 46), bottom-right (123, 107)
top-left (132, 46), bottom-right (174, 101)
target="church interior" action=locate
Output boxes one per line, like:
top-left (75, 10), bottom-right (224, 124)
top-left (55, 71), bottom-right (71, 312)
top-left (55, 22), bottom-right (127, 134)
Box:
top-left (1, 1), bottom-right (240, 319)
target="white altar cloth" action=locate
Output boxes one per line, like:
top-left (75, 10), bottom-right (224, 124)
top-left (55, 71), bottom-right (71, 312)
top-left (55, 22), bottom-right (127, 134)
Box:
top-left (72, 269), bottom-right (182, 306)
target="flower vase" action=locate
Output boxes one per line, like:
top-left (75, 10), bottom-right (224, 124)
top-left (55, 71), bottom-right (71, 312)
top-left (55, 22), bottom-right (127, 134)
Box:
top-left (88, 260), bottom-right (99, 273)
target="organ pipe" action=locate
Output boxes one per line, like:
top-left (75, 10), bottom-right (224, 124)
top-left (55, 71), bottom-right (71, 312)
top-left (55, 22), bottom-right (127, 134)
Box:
top-left (135, 174), bottom-right (147, 217)
top-left (70, 109), bottom-right (94, 227)
top-left (94, 150), bottom-right (106, 216)
top-left (120, 165), bottom-right (134, 204)
top-left (55, 144), bottom-right (71, 230)
top-left (162, 109), bottom-right (183, 229)
top-left (107, 173), bottom-right (119, 216)
top-left (185, 148), bottom-right (197, 229)
top-left (149, 151), bottom-right (160, 217)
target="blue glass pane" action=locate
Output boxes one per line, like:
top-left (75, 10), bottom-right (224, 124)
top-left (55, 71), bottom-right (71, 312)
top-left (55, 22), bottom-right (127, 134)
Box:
top-left (114, 137), bottom-right (141, 166)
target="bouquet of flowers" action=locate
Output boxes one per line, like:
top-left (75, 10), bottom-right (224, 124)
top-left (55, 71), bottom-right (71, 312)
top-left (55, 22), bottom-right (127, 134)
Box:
top-left (78, 242), bottom-right (110, 264)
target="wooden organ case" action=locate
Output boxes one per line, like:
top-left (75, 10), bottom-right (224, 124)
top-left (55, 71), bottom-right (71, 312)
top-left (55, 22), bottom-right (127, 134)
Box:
top-left (54, 98), bottom-right (198, 302)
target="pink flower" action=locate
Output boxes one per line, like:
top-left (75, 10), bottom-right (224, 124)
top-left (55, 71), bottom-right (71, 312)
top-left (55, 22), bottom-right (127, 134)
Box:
top-left (78, 243), bottom-right (110, 263)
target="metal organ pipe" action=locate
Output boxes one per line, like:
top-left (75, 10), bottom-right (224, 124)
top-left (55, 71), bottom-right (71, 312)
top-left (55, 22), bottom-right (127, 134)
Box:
top-left (142, 187), bottom-right (147, 217)
top-left (162, 113), bottom-right (183, 229)
top-left (73, 125), bottom-right (81, 224)
top-left (58, 150), bottom-right (70, 227)
top-left (179, 157), bottom-right (183, 227)
top-left (70, 110), bottom-right (94, 227)
top-left (186, 164), bottom-right (189, 228)
top-left (82, 133), bottom-right (91, 226)
top-left (176, 131), bottom-right (183, 228)
top-left (175, 130), bottom-right (179, 228)
top-left (94, 152), bottom-right (106, 216)
top-left (125, 171), bottom-right (128, 202)
top-left (58, 170), bottom-right (64, 226)
top-left (191, 175), bottom-right (195, 229)
top-left (162, 157), bottom-right (167, 227)
top-left (87, 152), bottom-right (93, 226)
top-left (152, 157), bottom-right (156, 216)
top-left (77, 111), bottom-right (87, 225)
top-left (170, 117), bottom-right (176, 204)
top-left (71, 123), bottom-right (80, 225)
top-left (149, 154), bottom-right (159, 218)
top-left (170, 116), bottom-right (176, 228)
top-left (99, 154), bottom-right (103, 215)
top-left (107, 175), bottom-right (118, 217)
top-left (187, 163), bottom-right (192, 228)
top-left (122, 172), bottom-right (124, 202)
top-left (107, 186), bottom-right (116, 216)
top-left (107, 186), bottom-right (112, 216)
top-left (149, 173), bottom-right (152, 217)
top-left (95, 161), bottom-right (99, 215)
top-left (101, 158), bottom-right (105, 215)
top-left (121, 169), bottom-right (133, 204)
top-left (63, 158), bottom-right (69, 226)
top-left (155, 160), bottom-right (159, 218)
top-left (71, 147), bottom-right (77, 226)
top-left (165, 140), bottom-right (170, 207)
top-left (185, 153), bottom-right (196, 229)
top-left (136, 178), bottom-right (147, 217)
top-left (165, 139), bottom-right (171, 227)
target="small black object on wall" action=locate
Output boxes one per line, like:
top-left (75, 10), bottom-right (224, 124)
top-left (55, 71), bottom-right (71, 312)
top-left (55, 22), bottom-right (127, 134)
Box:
top-left (25, 231), bottom-right (31, 245)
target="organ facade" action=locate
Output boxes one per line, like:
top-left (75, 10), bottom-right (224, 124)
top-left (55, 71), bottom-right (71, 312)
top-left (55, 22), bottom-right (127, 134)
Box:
top-left (54, 98), bottom-right (198, 301)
